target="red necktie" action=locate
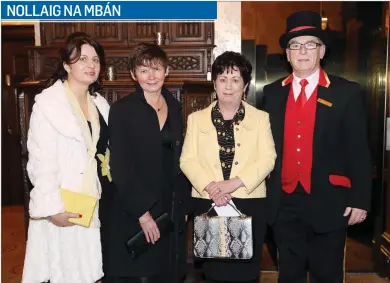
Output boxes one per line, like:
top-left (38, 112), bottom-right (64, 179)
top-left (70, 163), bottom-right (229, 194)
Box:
top-left (298, 79), bottom-right (308, 108)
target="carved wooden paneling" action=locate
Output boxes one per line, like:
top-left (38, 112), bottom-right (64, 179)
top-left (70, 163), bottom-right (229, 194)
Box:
top-left (163, 46), bottom-right (212, 80)
top-left (169, 56), bottom-right (200, 70)
top-left (128, 23), bottom-right (162, 44)
top-left (98, 87), bottom-right (130, 104)
top-left (27, 45), bottom-right (215, 81)
top-left (40, 23), bottom-right (88, 46)
top-left (40, 22), bottom-right (214, 47)
top-left (28, 48), bottom-right (61, 81)
top-left (105, 56), bottom-right (129, 73)
top-left (167, 22), bottom-right (213, 45)
top-left (180, 81), bottom-right (214, 129)
top-left (86, 22), bottom-right (128, 46)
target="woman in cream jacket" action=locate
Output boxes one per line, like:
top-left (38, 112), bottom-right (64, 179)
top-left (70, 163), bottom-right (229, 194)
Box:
top-left (22, 33), bottom-right (111, 283)
top-left (180, 51), bottom-right (276, 283)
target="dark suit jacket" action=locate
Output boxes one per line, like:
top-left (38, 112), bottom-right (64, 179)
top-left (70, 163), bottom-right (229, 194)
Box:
top-left (104, 85), bottom-right (191, 279)
top-left (263, 71), bottom-right (372, 233)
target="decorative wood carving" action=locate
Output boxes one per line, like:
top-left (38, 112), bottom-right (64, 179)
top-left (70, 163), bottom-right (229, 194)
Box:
top-left (27, 45), bottom-right (215, 81)
top-left (40, 23), bottom-right (87, 46)
top-left (40, 22), bottom-right (214, 47)
top-left (89, 22), bottom-right (127, 46)
top-left (167, 22), bottom-right (212, 45)
top-left (106, 56), bottom-right (129, 72)
top-left (169, 56), bottom-right (200, 70)
top-left (180, 81), bottom-right (214, 129)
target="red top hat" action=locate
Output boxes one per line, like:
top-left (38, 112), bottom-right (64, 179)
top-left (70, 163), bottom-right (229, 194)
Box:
top-left (279, 11), bottom-right (329, 49)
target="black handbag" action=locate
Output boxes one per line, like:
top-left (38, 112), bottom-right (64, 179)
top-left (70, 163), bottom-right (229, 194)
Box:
top-left (125, 212), bottom-right (173, 259)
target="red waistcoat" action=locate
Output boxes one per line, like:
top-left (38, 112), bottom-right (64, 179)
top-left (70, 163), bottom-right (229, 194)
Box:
top-left (281, 86), bottom-right (317, 194)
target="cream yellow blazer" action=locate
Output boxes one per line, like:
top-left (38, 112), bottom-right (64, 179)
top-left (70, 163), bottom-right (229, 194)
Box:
top-left (180, 101), bottom-right (277, 200)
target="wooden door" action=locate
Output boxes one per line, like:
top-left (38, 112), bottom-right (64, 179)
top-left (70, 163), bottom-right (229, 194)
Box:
top-left (1, 26), bottom-right (35, 206)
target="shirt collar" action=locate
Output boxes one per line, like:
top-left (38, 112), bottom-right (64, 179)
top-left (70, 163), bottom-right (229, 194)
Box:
top-left (293, 69), bottom-right (320, 87)
top-left (281, 68), bottom-right (331, 88)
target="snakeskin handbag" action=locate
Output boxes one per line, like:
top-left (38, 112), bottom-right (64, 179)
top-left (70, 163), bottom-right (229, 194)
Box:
top-left (193, 204), bottom-right (253, 260)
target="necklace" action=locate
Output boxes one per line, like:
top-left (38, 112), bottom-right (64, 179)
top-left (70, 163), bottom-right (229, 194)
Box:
top-left (149, 95), bottom-right (164, 112)
top-left (156, 100), bottom-right (164, 112)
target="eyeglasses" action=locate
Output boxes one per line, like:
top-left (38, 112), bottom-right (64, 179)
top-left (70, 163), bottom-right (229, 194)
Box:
top-left (288, 42), bottom-right (322, 50)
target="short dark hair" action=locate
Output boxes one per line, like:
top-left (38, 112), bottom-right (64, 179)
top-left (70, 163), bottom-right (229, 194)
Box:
top-left (47, 32), bottom-right (106, 95)
top-left (128, 43), bottom-right (169, 75)
top-left (212, 51), bottom-right (253, 88)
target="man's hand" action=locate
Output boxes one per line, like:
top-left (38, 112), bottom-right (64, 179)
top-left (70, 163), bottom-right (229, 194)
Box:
top-left (343, 207), bottom-right (367, 225)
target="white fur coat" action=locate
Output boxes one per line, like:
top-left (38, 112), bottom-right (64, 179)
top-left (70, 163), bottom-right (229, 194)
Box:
top-left (22, 80), bottom-right (110, 283)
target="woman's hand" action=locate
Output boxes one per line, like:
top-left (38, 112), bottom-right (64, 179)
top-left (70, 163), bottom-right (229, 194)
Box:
top-left (139, 211), bottom-right (160, 244)
top-left (209, 177), bottom-right (243, 200)
top-left (204, 181), bottom-right (216, 195)
top-left (213, 193), bottom-right (232, 207)
top-left (48, 212), bottom-right (81, 227)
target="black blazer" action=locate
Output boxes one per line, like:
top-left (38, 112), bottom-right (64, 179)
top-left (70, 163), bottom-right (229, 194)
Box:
top-left (263, 72), bottom-right (372, 233)
top-left (105, 85), bottom-right (191, 277)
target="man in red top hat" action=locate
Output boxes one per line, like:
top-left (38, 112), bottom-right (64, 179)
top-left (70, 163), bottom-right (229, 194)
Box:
top-left (263, 11), bottom-right (372, 283)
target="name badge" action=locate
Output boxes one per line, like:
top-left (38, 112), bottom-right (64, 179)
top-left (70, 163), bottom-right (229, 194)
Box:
top-left (317, 98), bottom-right (332, 107)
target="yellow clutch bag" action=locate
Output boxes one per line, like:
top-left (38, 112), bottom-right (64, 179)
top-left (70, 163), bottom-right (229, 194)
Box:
top-left (60, 188), bottom-right (97, 228)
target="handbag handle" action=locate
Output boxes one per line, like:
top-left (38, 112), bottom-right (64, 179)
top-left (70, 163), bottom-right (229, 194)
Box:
top-left (204, 202), bottom-right (247, 217)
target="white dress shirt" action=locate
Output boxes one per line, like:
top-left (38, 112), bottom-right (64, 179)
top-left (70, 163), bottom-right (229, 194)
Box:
top-left (292, 69), bottom-right (320, 101)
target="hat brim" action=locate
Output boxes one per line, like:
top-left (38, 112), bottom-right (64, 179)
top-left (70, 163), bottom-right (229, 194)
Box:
top-left (279, 29), bottom-right (329, 49)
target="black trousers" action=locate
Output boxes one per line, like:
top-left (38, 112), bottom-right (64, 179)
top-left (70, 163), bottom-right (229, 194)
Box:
top-left (273, 184), bottom-right (347, 283)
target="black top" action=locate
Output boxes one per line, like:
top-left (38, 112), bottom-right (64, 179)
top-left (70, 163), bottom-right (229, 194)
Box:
top-left (87, 113), bottom-right (111, 183)
top-left (211, 102), bottom-right (245, 180)
top-left (160, 116), bottom-right (175, 212)
top-left (104, 85), bottom-right (191, 277)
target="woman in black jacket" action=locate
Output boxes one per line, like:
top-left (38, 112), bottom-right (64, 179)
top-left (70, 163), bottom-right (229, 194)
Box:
top-left (102, 43), bottom-right (191, 283)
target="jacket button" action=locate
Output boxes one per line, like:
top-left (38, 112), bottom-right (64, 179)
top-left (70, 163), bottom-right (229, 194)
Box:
top-left (235, 161), bottom-right (238, 165)
top-left (179, 229), bottom-right (183, 234)
top-left (176, 141), bottom-right (180, 146)
top-left (179, 201), bottom-right (183, 205)
top-left (237, 143), bottom-right (241, 147)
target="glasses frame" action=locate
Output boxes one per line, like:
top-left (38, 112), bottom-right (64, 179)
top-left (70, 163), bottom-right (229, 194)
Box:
top-left (287, 42), bottom-right (323, 50)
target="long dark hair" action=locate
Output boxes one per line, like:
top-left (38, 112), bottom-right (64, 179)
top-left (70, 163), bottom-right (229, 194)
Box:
top-left (46, 32), bottom-right (106, 95)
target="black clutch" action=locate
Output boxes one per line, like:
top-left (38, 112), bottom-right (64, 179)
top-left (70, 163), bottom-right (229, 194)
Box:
top-left (126, 212), bottom-right (173, 259)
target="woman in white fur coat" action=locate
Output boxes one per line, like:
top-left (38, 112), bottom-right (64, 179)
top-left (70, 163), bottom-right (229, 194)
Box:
top-left (22, 32), bottom-right (111, 283)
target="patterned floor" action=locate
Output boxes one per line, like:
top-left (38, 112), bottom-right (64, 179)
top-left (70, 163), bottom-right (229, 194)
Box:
top-left (2, 206), bottom-right (389, 283)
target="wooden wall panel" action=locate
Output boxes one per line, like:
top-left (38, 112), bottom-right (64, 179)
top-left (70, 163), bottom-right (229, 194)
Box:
top-left (241, 2), bottom-right (343, 54)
